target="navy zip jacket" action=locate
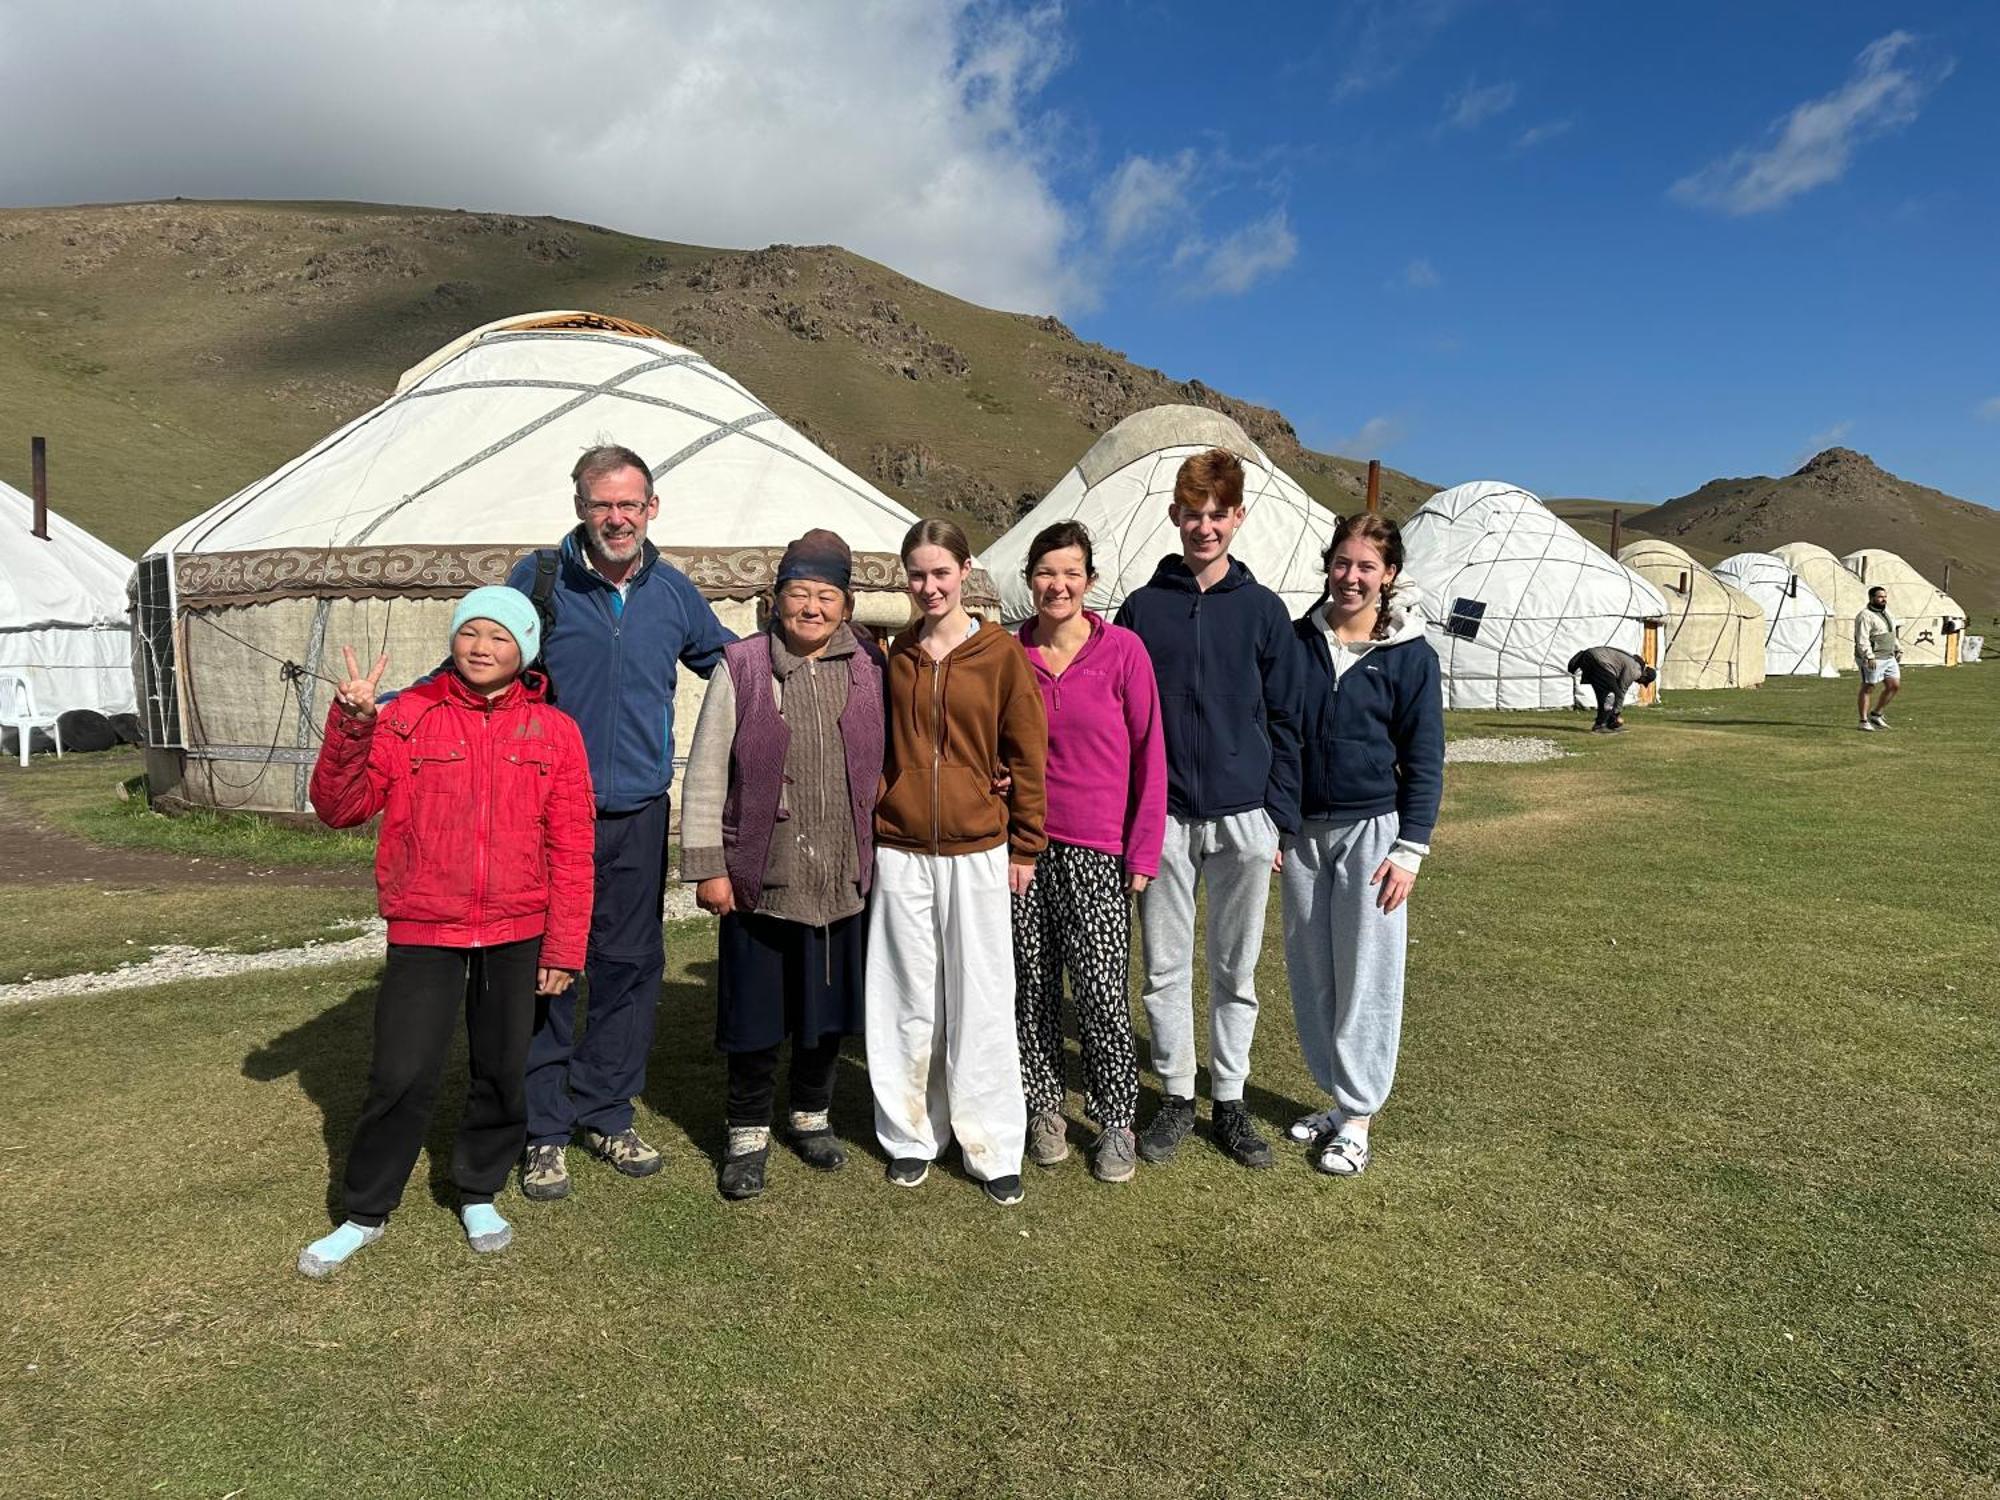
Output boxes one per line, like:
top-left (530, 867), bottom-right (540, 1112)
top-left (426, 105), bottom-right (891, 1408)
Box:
top-left (505, 529), bottom-right (735, 813)
top-left (1113, 556), bottom-right (1303, 833)
top-left (1291, 603), bottom-right (1445, 845)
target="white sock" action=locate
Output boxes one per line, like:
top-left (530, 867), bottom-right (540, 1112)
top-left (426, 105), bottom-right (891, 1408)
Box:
top-left (1340, 1115), bottom-right (1372, 1143)
top-left (789, 1109), bottom-right (831, 1133)
top-left (727, 1125), bottom-right (769, 1155)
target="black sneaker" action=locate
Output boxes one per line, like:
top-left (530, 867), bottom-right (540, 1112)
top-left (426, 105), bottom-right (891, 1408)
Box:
top-left (981, 1174), bottom-right (1024, 1206)
top-left (886, 1157), bottom-right (929, 1188)
top-left (1137, 1094), bottom-right (1197, 1164)
top-left (718, 1146), bottom-right (768, 1201)
top-left (1212, 1100), bottom-right (1275, 1169)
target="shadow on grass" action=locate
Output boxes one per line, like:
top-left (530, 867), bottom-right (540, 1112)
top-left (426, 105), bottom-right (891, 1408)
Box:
top-left (242, 980), bottom-right (377, 1225)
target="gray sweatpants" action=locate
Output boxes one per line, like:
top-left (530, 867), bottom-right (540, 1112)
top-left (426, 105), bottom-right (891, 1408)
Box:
top-left (1137, 809), bottom-right (1280, 1103)
top-left (1279, 813), bottom-right (1406, 1117)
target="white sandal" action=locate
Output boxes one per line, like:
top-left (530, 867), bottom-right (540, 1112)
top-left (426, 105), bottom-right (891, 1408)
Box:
top-left (1287, 1108), bottom-right (1338, 1143)
top-left (1315, 1132), bottom-right (1371, 1177)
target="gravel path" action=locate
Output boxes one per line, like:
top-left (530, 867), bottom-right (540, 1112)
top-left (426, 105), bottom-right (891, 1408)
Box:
top-left (1445, 736), bottom-right (1570, 764)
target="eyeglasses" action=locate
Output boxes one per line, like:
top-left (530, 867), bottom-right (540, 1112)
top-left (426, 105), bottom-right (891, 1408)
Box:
top-left (581, 500), bottom-right (651, 520)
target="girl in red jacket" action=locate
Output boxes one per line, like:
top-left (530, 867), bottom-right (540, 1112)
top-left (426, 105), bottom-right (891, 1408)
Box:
top-left (298, 586), bottom-right (594, 1277)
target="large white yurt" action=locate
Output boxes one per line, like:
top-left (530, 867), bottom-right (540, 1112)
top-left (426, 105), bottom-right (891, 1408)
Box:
top-left (1618, 540), bottom-right (1767, 690)
top-left (135, 311), bottom-right (989, 815)
top-left (1838, 548), bottom-right (1967, 666)
top-left (977, 405), bottom-right (1338, 623)
top-left (1, 478), bottom-right (138, 735)
top-left (1712, 551), bottom-right (1833, 676)
top-left (1400, 481), bottom-right (1668, 710)
top-left (1770, 542), bottom-right (1868, 674)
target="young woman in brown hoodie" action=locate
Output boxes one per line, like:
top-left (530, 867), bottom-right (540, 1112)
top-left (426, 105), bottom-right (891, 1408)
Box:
top-left (865, 518), bottom-right (1048, 1206)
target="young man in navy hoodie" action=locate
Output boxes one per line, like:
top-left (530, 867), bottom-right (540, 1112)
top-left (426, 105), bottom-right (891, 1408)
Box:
top-left (1113, 449), bottom-right (1303, 1168)
top-left (506, 444), bottom-right (735, 1201)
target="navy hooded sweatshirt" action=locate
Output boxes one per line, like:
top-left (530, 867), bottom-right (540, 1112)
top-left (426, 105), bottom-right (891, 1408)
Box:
top-left (1113, 555), bottom-right (1303, 833)
top-left (505, 529), bottom-right (735, 814)
top-left (1291, 601), bottom-right (1445, 844)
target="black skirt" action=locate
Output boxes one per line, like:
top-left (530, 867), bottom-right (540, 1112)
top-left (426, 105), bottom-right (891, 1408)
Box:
top-left (715, 909), bottom-right (867, 1054)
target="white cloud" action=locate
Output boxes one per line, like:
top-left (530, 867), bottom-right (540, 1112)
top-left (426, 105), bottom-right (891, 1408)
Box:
top-left (1513, 119), bottom-right (1573, 151)
top-left (0, 0), bottom-right (1085, 313)
top-left (1793, 421), bottom-right (1852, 467)
top-left (1330, 0), bottom-right (1469, 101)
top-left (1672, 32), bottom-right (1951, 215)
top-left (1332, 416), bottom-right (1406, 455)
top-left (1097, 151), bottom-right (1197, 251)
top-left (1442, 79), bottom-right (1518, 131)
top-left (1176, 211), bottom-right (1299, 298)
top-left (1977, 397), bottom-right (2000, 423)
top-left (1403, 258), bottom-right (1441, 289)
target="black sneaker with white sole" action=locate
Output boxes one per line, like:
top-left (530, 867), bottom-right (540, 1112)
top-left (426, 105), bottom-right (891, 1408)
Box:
top-left (981, 1174), bottom-right (1024, 1206)
top-left (886, 1157), bottom-right (929, 1188)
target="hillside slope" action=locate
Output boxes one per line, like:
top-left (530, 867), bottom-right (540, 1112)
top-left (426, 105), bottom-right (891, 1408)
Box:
top-left (0, 200), bottom-right (1433, 560)
top-left (1639, 448), bottom-right (2000, 622)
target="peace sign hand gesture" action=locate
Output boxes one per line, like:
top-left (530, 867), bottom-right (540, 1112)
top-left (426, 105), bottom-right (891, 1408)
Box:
top-left (335, 645), bottom-right (390, 721)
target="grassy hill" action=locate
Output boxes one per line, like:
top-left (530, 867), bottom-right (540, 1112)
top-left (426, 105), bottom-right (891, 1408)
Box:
top-left (0, 200), bottom-right (1434, 561)
top-left (1538, 499), bottom-right (1730, 567)
top-left (1637, 448), bottom-right (2000, 624)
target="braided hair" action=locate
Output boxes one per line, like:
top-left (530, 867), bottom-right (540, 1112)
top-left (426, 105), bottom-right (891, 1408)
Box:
top-left (1321, 513), bottom-right (1405, 641)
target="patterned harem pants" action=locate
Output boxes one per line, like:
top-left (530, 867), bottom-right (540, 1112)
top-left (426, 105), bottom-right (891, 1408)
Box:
top-left (1009, 840), bottom-right (1140, 1130)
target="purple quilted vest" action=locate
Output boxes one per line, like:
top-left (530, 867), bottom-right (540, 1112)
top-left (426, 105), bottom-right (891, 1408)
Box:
top-left (720, 631), bottom-right (885, 912)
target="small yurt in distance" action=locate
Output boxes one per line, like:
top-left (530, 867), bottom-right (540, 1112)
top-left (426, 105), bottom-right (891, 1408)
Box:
top-left (1771, 542), bottom-right (1868, 674)
top-left (0, 478), bottom-right (138, 750)
top-left (978, 405), bottom-right (1337, 624)
top-left (1400, 481), bottom-right (1668, 710)
top-left (134, 311), bottom-right (992, 815)
top-left (1712, 552), bottom-right (1833, 676)
top-left (1617, 539), bottom-right (1766, 690)
top-left (1838, 548), bottom-right (1967, 666)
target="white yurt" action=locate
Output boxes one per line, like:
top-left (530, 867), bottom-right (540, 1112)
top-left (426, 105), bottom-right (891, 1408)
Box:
top-left (977, 405), bottom-right (1338, 623)
top-left (1838, 548), bottom-right (1967, 666)
top-left (1712, 551), bottom-right (1833, 676)
top-left (1770, 542), bottom-right (1869, 674)
top-left (135, 311), bottom-right (989, 815)
top-left (1400, 481), bottom-right (1668, 710)
top-left (1618, 539), bottom-right (1767, 690)
top-left (1, 478), bottom-right (137, 742)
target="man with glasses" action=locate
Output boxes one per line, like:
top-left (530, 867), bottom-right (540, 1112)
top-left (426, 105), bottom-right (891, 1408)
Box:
top-left (506, 444), bottom-right (735, 1200)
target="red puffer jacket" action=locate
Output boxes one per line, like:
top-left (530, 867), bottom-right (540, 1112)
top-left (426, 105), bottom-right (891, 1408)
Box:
top-left (310, 670), bottom-right (595, 969)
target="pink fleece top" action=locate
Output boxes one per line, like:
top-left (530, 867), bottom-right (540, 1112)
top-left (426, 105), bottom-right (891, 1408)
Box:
top-left (1017, 612), bottom-right (1168, 878)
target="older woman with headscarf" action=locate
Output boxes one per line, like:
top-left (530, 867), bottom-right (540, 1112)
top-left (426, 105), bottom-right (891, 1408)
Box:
top-left (679, 530), bottom-right (885, 1200)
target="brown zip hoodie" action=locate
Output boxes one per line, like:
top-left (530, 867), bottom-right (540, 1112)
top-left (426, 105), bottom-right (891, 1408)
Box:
top-left (876, 619), bottom-right (1048, 865)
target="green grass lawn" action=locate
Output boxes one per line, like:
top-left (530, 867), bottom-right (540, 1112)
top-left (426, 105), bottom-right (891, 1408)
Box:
top-left (2, 671), bottom-right (1996, 1496)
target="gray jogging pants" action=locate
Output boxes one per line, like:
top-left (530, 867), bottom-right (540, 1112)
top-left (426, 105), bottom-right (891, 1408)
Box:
top-left (1137, 809), bottom-right (1280, 1103)
top-left (1279, 813), bottom-right (1407, 1117)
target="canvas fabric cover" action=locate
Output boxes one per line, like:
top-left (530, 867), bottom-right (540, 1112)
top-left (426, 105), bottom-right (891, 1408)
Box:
top-left (0, 479), bottom-right (137, 719)
top-left (1771, 542), bottom-right (1868, 674)
top-left (139, 311), bottom-right (982, 814)
top-left (1838, 548), bottom-right (1966, 667)
top-left (1712, 552), bottom-right (1832, 676)
top-left (1399, 481), bottom-right (1668, 710)
top-left (1614, 540), bottom-right (1766, 690)
top-left (978, 405), bottom-right (1338, 623)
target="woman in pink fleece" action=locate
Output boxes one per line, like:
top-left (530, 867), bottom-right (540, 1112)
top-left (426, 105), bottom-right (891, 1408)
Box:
top-left (1010, 520), bottom-right (1167, 1183)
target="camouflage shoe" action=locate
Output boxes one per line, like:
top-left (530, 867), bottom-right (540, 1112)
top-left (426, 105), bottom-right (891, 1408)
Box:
top-left (520, 1144), bottom-right (570, 1201)
top-left (586, 1126), bottom-right (664, 1178)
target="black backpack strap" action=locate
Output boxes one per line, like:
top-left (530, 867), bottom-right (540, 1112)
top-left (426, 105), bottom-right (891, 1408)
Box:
top-left (529, 548), bottom-right (560, 638)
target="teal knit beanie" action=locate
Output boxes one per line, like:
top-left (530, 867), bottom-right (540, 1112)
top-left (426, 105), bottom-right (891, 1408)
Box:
top-left (449, 586), bottom-right (541, 665)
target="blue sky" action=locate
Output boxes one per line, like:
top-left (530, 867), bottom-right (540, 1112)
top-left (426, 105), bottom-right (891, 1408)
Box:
top-left (1, 0), bottom-right (1992, 506)
top-left (1030, 0), bottom-right (2000, 504)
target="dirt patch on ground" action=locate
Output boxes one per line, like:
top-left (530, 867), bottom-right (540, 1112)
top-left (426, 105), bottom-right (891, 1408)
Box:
top-left (0, 795), bottom-right (368, 890)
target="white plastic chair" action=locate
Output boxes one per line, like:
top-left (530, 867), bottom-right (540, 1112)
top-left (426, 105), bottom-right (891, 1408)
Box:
top-left (0, 673), bottom-right (62, 767)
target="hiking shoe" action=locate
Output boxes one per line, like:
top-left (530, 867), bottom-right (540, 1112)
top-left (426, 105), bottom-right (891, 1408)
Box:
top-left (586, 1127), bottom-right (664, 1178)
top-left (520, 1144), bottom-right (571, 1201)
top-left (1288, 1107), bottom-right (1338, 1143)
top-left (1026, 1111), bottom-right (1070, 1168)
top-left (1869, 712), bottom-right (1892, 729)
top-left (718, 1146), bottom-right (769, 1201)
top-left (1315, 1131), bottom-right (1371, 1177)
top-left (886, 1157), bottom-right (929, 1189)
top-left (982, 1174), bottom-right (1025, 1206)
top-left (788, 1128), bottom-right (847, 1172)
top-left (1137, 1095), bottom-right (1197, 1164)
top-left (1211, 1100), bottom-right (1275, 1169)
top-left (1090, 1126), bottom-right (1137, 1184)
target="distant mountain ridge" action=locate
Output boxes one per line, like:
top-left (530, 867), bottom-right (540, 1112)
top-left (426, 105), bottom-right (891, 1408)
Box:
top-left (1637, 447), bottom-right (1999, 620)
top-left (0, 199), bottom-right (1432, 564)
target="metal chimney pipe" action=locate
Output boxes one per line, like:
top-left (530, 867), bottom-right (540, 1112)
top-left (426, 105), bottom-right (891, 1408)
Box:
top-left (1610, 507), bottom-right (1622, 557)
top-left (30, 436), bottom-right (48, 539)
top-left (1365, 458), bottom-right (1381, 515)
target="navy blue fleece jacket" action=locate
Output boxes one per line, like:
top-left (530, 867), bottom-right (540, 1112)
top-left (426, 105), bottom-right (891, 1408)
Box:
top-left (1113, 556), bottom-right (1303, 834)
